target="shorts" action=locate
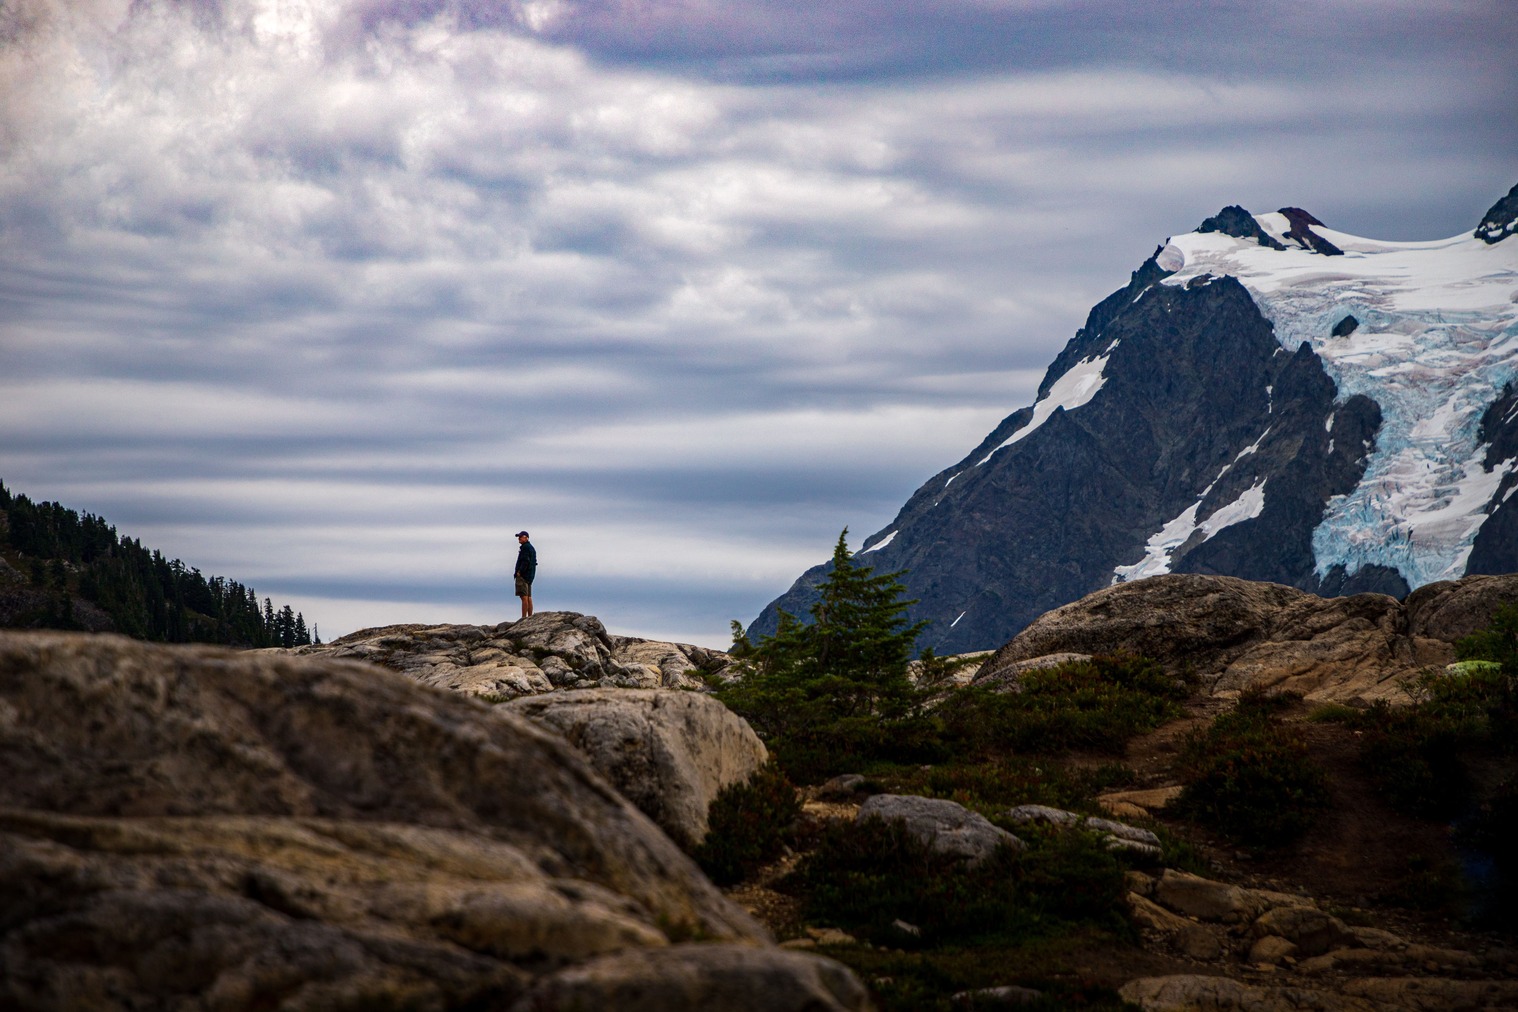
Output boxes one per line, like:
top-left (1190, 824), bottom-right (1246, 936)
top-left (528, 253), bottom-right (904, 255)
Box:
top-left (515, 576), bottom-right (532, 597)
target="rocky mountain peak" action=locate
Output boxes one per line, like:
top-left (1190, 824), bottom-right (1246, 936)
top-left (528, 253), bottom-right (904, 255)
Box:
top-left (1196, 205), bottom-right (1286, 249)
top-left (755, 190), bottom-right (1518, 655)
top-left (1277, 206), bottom-right (1344, 255)
top-left (1475, 181), bottom-right (1518, 243)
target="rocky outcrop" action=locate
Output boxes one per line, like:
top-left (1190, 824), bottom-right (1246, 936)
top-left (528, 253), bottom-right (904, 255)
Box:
top-left (973, 573), bottom-right (1518, 703)
top-left (282, 611), bottom-right (730, 700)
top-left (1121, 869), bottom-right (1518, 1011)
top-left (1475, 181), bottom-right (1518, 244)
top-left (1278, 206), bottom-right (1344, 256)
top-left (502, 689), bottom-right (768, 849)
top-left (0, 631), bottom-right (864, 1011)
top-left (511, 942), bottom-right (871, 1012)
top-left (856, 794), bottom-right (1023, 865)
top-left (1198, 205), bottom-right (1286, 249)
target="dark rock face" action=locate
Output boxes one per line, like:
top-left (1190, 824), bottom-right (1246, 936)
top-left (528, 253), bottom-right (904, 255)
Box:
top-left (1331, 314), bottom-right (1359, 337)
top-left (1277, 207), bottom-right (1344, 256)
top-left (1465, 383), bottom-right (1518, 575)
top-left (1475, 182), bottom-right (1518, 244)
top-left (1198, 205), bottom-right (1286, 250)
top-left (756, 271), bottom-right (1378, 656)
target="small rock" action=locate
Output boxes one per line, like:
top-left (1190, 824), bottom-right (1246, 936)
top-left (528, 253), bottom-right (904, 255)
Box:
top-left (1154, 869), bottom-right (1250, 923)
top-left (1248, 936), bottom-right (1299, 965)
top-left (1096, 786), bottom-right (1184, 816)
top-left (806, 927), bottom-right (858, 947)
top-left (1251, 905), bottom-right (1351, 957)
top-left (857, 795), bottom-right (1024, 865)
top-left (950, 984), bottom-right (1044, 1006)
top-left (816, 774), bottom-right (868, 800)
top-left (1005, 804), bottom-right (1082, 828)
top-left (1175, 923), bottom-right (1224, 961)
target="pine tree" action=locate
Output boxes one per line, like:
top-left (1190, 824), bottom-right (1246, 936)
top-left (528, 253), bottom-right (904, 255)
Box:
top-left (720, 529), bottom-right (927, 747)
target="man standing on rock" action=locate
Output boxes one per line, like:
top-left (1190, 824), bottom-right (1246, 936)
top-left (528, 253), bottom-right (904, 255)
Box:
top-left (514, 531), bottom-right (536, 619)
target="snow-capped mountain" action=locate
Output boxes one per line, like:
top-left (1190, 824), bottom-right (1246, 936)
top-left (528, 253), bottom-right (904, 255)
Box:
top-left (754, 183), bottom-right (1518, 655)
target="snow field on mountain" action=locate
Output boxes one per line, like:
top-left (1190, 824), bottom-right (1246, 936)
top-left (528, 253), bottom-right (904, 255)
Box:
top-left (1113, 471), bottom-right (1267, 583)
top-left (975, 347), bottom-right (1114, 467)
top-left (1158, 224), bottom-right (1518, 587)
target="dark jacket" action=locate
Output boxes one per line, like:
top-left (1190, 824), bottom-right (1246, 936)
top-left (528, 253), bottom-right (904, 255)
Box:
top-left (515, 541), bottom-right (537, 583)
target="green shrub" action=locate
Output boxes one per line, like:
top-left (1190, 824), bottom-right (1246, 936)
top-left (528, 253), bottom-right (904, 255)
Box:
top-left (781, 815), bottom-right (1127, 947)
top-left (1357, 700), bottom-right (1475, 818)
top-left (1455, 601), bottom-right (1518, 669)
top-left (691, 761), bottom-right (803, 885)
top-left (1306, 702), bottom-right (1360, 723)
top-left (1172, 690), bottom-right (1329, 848)
top-left (1354, 662), bottom-right (1518, 818)
top-left (762, 710), bottom-right (949, 784)
top-left (902, 757), bottom-right (1133, 811)
top-left (939, 654), bottom-right (1187, 757)
top-left (718, 529), bottom-right (934, 783)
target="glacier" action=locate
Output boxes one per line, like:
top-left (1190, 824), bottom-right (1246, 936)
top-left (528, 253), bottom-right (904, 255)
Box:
top-left (1155, 219), bottom-right (1518, 587)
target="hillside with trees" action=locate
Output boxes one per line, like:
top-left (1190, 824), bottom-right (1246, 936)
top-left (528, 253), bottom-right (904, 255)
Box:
top-left (0, 479), bottom-right (313, 647)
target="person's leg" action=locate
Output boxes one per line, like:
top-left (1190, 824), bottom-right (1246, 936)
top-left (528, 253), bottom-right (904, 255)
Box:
top-left (524, 593), bottom-right (533, 617)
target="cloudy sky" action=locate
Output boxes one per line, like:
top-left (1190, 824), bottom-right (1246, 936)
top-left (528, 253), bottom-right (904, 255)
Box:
top-left (2, 0), bottom-right (1514, 647)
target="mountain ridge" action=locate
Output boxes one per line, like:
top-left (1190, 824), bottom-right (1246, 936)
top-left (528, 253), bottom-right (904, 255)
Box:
top-left (755, 184), bottom-right (1518, 655)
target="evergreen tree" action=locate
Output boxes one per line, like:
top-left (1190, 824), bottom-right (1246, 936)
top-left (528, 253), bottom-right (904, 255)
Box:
top-left (720, 529), bottom-right (927, 750)
top-left (277, 604), bottom-right (296, 648)
top-left (0, 477), bottom-right (318, 648)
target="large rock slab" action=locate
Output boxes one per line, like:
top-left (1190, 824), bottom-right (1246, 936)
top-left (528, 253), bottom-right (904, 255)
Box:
top-left (1119, 974), bottom-right (1378, 1011)
top-left (972, 573), bottom-right (1517, 703)
top-left (1405, 573), bottom-right (1518, 642)
top-left (502, 688), bottom-right (768, 848)
top-left (0, 631), bottom-right (862, 1010)
top-left (510, 942), bottom-right (872, 1012)
top-left (281, 611), bottom-right (731, 700)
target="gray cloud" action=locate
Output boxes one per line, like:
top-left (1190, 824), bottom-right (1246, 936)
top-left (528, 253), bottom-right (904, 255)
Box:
top-left (2, 0), bottom-right (1513, 645)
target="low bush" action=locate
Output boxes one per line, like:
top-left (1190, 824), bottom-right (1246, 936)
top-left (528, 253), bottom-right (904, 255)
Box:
top-left (889, 757), bottom-right (1134, 811)
top-left (780, 815), bottom-right (1127, 947)
top-left (1354, 661), bottom-right (1518, 818)
top-left (691, 761), bottom-right (803, 885)
top-left (1172, 689), bottom-right (1329, 848)
top-left (939, 654), bottom-right (1188, 758)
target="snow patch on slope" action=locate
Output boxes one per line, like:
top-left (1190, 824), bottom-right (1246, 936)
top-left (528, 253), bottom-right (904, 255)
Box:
top-left (1159, 225), bottom-right (1518, 586)
top-left (977, 352), bottom-right (1111, 466)
top-left (1114, 478), bottom-right (1268, 582)
top-left (861, 530), bottom-right (897, 553)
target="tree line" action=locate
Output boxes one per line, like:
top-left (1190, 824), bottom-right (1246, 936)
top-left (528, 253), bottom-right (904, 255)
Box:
top-left (0, 479), bottom-right (315, 648)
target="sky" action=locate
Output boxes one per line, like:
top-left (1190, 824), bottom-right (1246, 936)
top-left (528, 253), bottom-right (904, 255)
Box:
top-left (2, 0), bottom-right (1515, 648)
